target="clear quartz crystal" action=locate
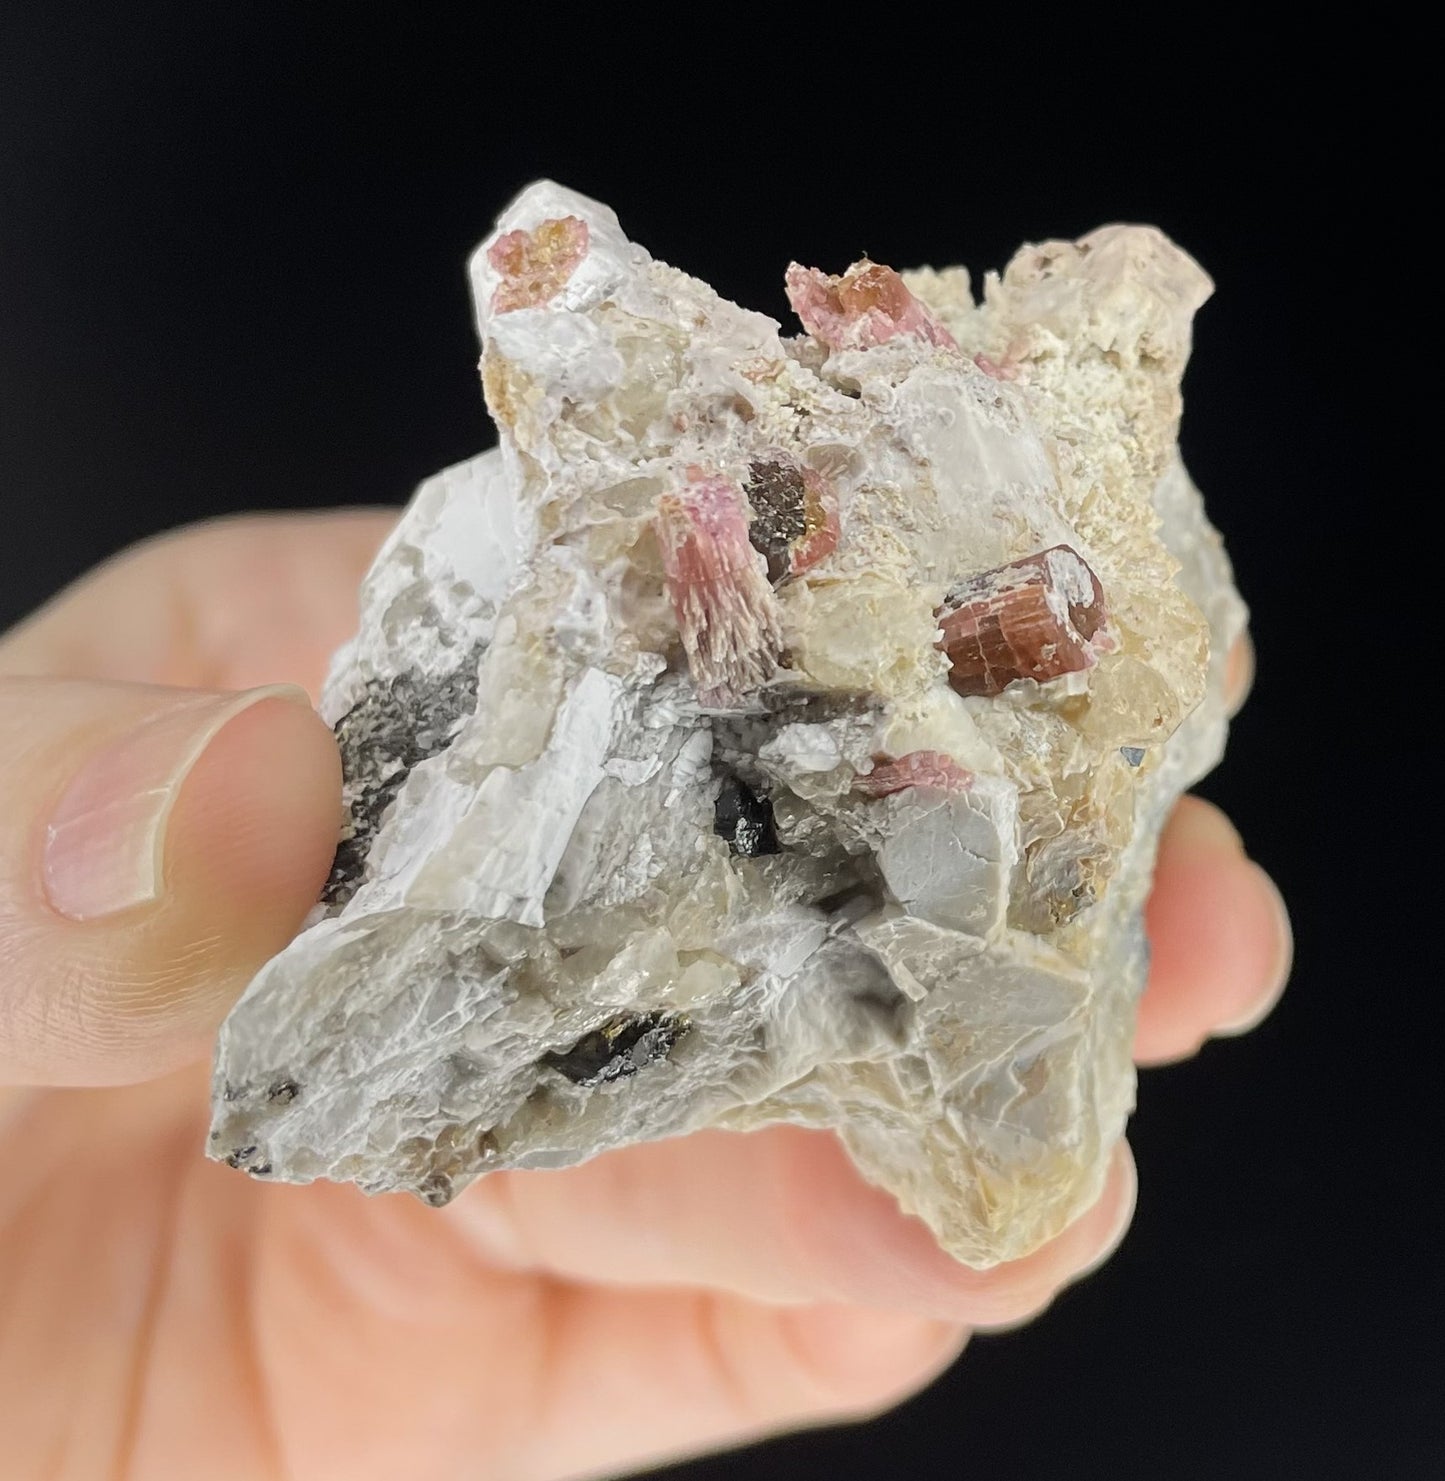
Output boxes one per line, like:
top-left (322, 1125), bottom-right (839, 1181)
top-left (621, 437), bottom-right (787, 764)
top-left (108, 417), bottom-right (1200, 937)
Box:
top-left (208, 182), bottom-right (1245, 1267)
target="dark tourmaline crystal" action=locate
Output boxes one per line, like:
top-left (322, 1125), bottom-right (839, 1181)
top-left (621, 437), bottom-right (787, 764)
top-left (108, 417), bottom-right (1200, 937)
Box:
top-left (542, 1012), bottom-right (691, 1088)
top-left (713, 773), bottom-right (781, 857)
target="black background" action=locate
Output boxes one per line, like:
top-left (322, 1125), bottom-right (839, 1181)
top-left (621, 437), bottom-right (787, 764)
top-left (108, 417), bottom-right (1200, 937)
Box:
top-left (2, 11), bottom-right (1436, 1480)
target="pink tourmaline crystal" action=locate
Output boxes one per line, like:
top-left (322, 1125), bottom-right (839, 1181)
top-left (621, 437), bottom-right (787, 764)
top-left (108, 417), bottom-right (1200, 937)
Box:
top-left (937, 545), bottom-right (1110, 698)
top-left (854, 751), bottom-right (975, 797)
top-left (486, 215), bottom-right (590, 313)
top-left (655, 474), bottom-right (782, 705)
top-left (785, 260), bottom-right (958, 351)
top-left (973, 352), bottom-right (1020, 381)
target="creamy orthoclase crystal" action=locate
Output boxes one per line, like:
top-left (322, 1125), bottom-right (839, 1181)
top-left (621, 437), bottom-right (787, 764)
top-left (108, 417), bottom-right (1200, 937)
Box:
top-left (208, 182), bottom-right (1245, 1267)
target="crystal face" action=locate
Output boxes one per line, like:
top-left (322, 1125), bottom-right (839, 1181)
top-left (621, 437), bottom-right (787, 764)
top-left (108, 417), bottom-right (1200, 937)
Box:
top-left (208, 182), bottom-right (1246, 1268)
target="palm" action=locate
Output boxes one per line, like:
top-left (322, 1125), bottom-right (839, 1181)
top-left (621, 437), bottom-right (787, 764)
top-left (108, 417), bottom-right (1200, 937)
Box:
top-left (0, 513), bottom-right (1287, 1481)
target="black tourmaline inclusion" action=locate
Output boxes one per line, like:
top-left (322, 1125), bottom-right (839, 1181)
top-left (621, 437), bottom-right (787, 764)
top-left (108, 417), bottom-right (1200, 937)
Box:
top-left (713, 774), bottom-right (781, 857)
top-left (322, 650), bottom-right (483, 908)
top-left (541, 1012), bottom-right (691, 1088)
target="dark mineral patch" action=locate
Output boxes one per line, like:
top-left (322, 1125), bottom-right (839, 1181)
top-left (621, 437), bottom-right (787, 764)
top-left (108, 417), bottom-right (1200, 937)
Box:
top-left (541, 1011), bottom-right (691, 1088)
top-left (415, 1172), bottom-right (455, 1208)
top-left (713, 773), bottom-right (780, 857)
top-left (743, 456), bottom-right (839, 582)
top-left (745, 458), bottom-right (810, 582)
top-left (323, 649), bottom-right (484, 908)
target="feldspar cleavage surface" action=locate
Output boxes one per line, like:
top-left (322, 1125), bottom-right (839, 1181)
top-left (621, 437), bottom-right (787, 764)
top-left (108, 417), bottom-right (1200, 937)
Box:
top-left (209, 182), bottom-right (1245, 1266)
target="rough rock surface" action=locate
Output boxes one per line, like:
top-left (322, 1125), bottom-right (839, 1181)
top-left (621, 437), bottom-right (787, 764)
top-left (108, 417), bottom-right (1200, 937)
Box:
top-left (209, 182), bottom-right (1245, 1267)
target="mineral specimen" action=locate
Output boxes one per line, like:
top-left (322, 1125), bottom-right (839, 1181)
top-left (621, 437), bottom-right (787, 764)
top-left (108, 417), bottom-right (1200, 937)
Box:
top-left (208, 182), bottom-right (1245, 1268)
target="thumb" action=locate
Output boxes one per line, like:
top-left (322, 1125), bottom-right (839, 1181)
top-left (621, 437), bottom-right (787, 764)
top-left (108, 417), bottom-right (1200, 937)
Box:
top-left (0, 677), bottom-right (340, 1086)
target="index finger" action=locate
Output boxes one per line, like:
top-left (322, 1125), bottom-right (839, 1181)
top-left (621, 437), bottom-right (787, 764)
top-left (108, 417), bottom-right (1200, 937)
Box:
top-left (0, 510), bottom-right (395, 694)
top-left (441, 1126), bottom-right (1136, 1330)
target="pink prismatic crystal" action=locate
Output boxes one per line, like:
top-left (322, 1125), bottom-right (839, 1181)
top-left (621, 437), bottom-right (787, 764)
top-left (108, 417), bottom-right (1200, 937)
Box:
top-left (743, 455), bottom-right (841, 582)
top-left (973, 352), bottom-right (1020, 381)
top-left (854, 751), bottom-right (975, 797)
top-left (656, 474), bottom-right (782, 705)
top-left (487, 215), bottom-right (590, 313)
top-left (785, 260), bottom-right (958, 351)
top-left (937, 545), bottom-right (1111, 698)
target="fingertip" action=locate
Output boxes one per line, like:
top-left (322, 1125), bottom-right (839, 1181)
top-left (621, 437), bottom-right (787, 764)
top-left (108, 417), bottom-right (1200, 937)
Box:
top-left (1225, 631), bottom-right (1255, 716)
top-left (1066, 1139), bottom-right (1137, 1283)
top-left (102, 693), bottom-right (340, 1074)
top-left (1211, 862), bottom-right (1292, 1035)
top-left (1135, 800), bottom-right (1291, 1064)
top-left (1, 680), bottom-right (342, 1086)
top-left (166, 692), bottom-right (341, 954)
top-left (1161, 794), bottom-right (1243, 858)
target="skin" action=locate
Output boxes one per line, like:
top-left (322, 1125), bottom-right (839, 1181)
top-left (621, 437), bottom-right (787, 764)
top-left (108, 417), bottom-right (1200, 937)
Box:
top-left (0, 513), bottom-right (1291, 1481)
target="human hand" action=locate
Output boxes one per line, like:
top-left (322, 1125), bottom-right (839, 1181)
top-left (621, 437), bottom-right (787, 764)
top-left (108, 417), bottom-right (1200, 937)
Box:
top-left (0, 512), bottom-right (1291, 1481)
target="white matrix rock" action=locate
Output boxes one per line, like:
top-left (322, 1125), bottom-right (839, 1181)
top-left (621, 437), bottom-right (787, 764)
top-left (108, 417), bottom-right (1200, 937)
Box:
top-left (208, 182), bottom-right (1245, 1267)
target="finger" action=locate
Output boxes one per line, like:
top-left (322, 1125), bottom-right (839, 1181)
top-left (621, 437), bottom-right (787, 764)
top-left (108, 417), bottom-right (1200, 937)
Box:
top-left (487, 1286), bottom-right (968, 1479)
top-left (0, 677), bottom-right (340, 1085)
top-left (262, 1142), bottom-right (1129, 1478)
top-left (244, 1167), bottom-right (969, 1481)
top-left (0, 510), bottom-right (395, 694)
top-left (1133, 796), bottom-right (1292, 1065)
top-left (447, 1127), bottom-right (1135, 1329)
top-left (1225, 630), bottom-right (1254, 716)
top-left (3, 1083), bottom-right (965, 1481)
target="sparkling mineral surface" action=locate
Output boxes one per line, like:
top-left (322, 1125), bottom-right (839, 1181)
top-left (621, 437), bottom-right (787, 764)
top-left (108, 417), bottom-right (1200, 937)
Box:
top-left (208, 182), bottom-right (1245, 1266)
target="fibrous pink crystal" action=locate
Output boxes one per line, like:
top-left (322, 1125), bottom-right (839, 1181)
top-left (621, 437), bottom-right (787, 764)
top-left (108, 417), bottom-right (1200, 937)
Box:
top-left (656, 473), bottom-right (782, 704)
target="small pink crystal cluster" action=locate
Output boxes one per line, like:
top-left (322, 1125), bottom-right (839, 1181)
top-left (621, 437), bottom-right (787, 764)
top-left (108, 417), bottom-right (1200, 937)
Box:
top-left (486, 214), bottom-right (590, 313)
top-left (784, 259), bottom-right (957, 350)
